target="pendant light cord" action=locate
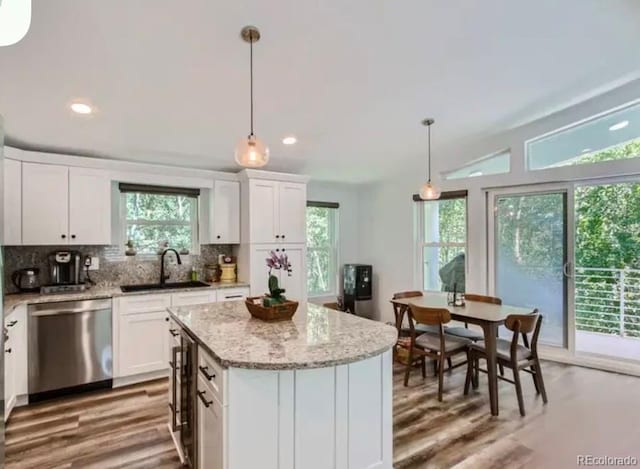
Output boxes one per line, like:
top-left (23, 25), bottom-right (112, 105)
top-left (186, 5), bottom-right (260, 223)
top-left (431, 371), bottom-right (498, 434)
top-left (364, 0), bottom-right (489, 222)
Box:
top-left (427, 123), bottom-right (432, 183)
top-left (249, 32), bottom-right (254, 137)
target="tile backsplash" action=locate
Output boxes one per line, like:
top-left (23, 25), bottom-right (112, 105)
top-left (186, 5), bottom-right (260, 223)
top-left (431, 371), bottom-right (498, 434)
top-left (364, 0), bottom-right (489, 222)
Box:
top-left (3, 244), bottom-right (233, 294)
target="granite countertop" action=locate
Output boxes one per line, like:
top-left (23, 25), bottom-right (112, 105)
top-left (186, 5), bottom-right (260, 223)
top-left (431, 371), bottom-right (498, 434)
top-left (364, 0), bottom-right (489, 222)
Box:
top-left (168, 301), bottom-right (398, 370)
top-left (3, 281), bottom-right (250, 315)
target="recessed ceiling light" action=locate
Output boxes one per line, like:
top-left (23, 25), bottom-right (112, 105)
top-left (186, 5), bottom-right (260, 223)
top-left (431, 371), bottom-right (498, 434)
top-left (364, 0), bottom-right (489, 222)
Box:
top-left (70, 102), bottom-right (93, 115)
top-left (609, 120), bottom-right (629, 131)
top-left (282, 136), bottom-right (297, 145)
top-left (581, 148), bottom-right (591, 153)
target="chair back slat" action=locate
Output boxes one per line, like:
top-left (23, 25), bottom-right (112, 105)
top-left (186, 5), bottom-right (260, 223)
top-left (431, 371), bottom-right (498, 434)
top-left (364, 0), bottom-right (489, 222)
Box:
top-left (409, 304), bottom-right (451, 326)
top-left (505, 313), bottom-right (538, 334)
top-left (393, 291), bottom-right (423, 300)
top-left (464, 293), bottom-right (502, 305)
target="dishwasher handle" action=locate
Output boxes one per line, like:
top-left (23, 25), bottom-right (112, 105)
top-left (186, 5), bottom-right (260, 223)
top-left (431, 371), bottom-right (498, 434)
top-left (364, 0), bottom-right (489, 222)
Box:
top-left (30, 307), bottom-right (111, 317)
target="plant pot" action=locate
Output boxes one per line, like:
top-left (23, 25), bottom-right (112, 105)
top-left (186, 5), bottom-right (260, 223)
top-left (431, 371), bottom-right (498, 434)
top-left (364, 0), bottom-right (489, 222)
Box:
top-left (245, 297), bottom-right (299, 322)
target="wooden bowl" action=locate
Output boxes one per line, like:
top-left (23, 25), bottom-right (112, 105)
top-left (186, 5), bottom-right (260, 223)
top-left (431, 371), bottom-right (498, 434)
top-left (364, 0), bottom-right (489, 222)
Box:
top-left (245, 297), bottom-right (299, 322)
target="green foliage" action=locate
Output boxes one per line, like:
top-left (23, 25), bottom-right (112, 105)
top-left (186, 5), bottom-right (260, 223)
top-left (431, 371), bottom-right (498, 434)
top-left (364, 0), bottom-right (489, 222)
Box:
top-left (267, 274), bottom-right (286, 304)
top-left (306, 207), bottom-right (336, 295)
top-left (125, 193), bottom-right (196, 254)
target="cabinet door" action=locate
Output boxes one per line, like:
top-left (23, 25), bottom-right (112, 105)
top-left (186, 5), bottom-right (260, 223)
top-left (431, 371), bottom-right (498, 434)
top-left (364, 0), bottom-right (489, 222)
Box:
top-left (4, 332), bottom-right (15, 421)
top-left (118, 311), bottom-right (168, 377)
top-left (249, 179), bottom-right (279, 243)
top-left (7, 306), bottom-right (27, 396)
top-left (279, 245), bottom-right (306, 302)
top-left (172, 290), bottom-right (217, 307)
top-left (277, 182), bottom-right (306, 243)
top-left (69, 167), bottom-right (112, 245)
top-left (4, 158), bottom-right (22, 245)
top-left (22, 162), bottom-right (69, 245)
top-left (212, 180), bottom-right (240, 244)
top-left (197, 375), bottom-right (224, 469)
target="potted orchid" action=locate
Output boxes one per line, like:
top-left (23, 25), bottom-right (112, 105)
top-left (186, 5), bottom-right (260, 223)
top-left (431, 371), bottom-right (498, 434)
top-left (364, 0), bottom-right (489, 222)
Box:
top-left (263, 250), bottom-right (292, 307)
top-left (245, 250), bottom-right (298, 321)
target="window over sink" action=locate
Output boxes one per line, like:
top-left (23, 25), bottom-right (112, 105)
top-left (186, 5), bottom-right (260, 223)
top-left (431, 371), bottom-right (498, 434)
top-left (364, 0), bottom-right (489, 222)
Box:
top-left (119, 184), bottom-right (200, 255)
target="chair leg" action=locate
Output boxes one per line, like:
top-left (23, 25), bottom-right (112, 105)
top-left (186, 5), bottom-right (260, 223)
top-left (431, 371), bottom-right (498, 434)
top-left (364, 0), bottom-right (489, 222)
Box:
top-left (512, 364), bottom-right (526, 417)
top-left (432, 359), bottom-right (438, 376)
top-left (473, 357), bottom-right (479, 389)
top-left (403, 348), bottom-right (413, 387)
top-left (498, 363), bottom-right (505, 376)
top-left (464, 351), bottom-right (473, 395)
top-left (530, 364), bottom-right (541, 394)
top-left (438, 354), bottom-right (446, 402)
top-left (421, 356), bottom-right (427, 379)
top-left (447, 357), bottom-right (453, 371)
top-left (534, 358), bottom-right (548, 404)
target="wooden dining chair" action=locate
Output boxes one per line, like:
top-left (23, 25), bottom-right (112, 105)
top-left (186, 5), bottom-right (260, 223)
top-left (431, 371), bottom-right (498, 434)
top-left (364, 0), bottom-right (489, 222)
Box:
top-left (405, 304), bottom-right (470, 400)
top-left (464, 310), bottom-right (548, 416)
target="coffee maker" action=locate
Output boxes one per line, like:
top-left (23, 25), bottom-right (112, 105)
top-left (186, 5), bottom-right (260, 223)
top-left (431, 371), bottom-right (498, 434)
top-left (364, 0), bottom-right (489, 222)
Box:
top-left (42, 251), bottom-right (86, 293)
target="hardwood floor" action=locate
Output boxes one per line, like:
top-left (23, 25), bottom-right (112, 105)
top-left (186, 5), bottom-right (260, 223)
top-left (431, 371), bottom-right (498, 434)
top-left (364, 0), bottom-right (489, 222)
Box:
top-left (5, 362), bottom-right (640, 468)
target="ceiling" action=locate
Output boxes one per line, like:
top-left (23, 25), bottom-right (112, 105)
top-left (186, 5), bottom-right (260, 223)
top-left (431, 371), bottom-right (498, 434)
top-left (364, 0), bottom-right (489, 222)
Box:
top-left (1, 0), bottom-right (639, 182)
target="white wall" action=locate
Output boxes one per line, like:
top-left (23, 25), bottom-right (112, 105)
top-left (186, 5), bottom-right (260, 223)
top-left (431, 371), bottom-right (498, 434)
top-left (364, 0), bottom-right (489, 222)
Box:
top-left (358, 79), bottom-right (640, 323)
top-left (307, 180), bottom-right (362, 301)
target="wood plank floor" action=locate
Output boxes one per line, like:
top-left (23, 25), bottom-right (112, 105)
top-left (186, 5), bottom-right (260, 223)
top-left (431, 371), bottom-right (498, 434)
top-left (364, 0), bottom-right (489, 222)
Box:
top-left (5, 362), bottom-right (640, 468)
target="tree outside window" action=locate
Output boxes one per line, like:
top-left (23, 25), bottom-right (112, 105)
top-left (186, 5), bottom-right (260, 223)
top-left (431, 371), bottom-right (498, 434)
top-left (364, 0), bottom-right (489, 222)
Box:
top-left (306, 205), bottom-right (338, 296)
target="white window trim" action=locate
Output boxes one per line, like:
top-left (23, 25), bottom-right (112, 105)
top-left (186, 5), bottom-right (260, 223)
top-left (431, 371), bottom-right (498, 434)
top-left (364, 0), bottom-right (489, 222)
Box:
top-left (307, 207), bottom-right (339, 298)
top-left (416, 197), bottom-right (468, 293)
top-left (119, 192), bottom-right (200, 258)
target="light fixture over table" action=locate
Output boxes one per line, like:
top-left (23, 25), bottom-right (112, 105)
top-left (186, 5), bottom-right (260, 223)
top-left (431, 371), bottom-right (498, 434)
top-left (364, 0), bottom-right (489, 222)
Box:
top-left (419, 118), bottom-right (441, 200)
top-left (235, 25), bottom-right (269, 168)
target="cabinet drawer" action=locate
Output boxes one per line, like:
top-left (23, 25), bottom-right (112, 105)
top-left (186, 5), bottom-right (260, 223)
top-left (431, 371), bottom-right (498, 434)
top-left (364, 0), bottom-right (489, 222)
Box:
top-left (120, 294), bottom-right (171, 314)
top-left (216, 287), bottom-right (250, 302)
top-left (172, 290), bottom-right (216, 307)
top-left (198, 349), bottom-right (225, 404)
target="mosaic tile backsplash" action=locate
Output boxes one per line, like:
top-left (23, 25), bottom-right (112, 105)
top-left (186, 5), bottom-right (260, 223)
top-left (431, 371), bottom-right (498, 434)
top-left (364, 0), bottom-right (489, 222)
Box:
top-left (3, 244), bottom-right (233, 294)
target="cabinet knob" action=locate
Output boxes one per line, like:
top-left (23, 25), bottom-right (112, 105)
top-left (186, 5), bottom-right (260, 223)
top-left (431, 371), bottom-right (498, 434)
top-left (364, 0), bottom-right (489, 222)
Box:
top-left (61, 234), bottom-right (66, 239)
top-left (7, 320), bottom-right (17, 327)
top-left (216, 235), bottom-right (221, 239)
top-left (282, 248), bottom-right (286, 252)
top-left (281, 234), bottom-right (285, 239)
top-left (165, 317), bottom-right (170, 322)
top-left (275, 235), bottom-right (280, 239)
top-left (5, 348), bottom-right (11, 354)
top-left (276, 248), bottom-right (280, 252)
top-left (71, 234), bottom-right (76, 239)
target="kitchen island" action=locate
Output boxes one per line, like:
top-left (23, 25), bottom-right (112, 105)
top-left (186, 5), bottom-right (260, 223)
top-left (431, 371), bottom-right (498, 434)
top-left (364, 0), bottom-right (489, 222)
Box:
top-left (168, 300), bottom-right (397, 469)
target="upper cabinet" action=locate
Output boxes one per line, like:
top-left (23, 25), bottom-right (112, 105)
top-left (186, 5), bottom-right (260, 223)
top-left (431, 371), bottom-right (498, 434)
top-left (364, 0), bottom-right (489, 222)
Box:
top-left (210, 180), bottom-right (240, 244)
top-left (246, 179), bottom-right (307, 244)
top-left (22, 162), bottom-right (111, 245)
top-left (4, 158), bottom-right (22, 245)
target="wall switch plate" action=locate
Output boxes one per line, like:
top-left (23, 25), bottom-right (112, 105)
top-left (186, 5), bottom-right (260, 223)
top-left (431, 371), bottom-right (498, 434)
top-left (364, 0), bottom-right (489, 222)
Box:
top-left (88, 256), bottom-right (100, 271)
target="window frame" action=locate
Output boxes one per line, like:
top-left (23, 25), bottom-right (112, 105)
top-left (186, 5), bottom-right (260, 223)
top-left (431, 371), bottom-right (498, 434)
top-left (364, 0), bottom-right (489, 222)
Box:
top-left (415, 193), bottom-right (468, 293)
top-left (119, 191), bottom-right (200, 257)
top-left (306, 202), bottom-right (340, 298)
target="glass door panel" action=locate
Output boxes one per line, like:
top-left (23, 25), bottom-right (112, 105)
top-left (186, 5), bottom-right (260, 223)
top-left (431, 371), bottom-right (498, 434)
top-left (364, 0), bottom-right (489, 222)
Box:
top-left (494, 192), bottom-right (568, 347)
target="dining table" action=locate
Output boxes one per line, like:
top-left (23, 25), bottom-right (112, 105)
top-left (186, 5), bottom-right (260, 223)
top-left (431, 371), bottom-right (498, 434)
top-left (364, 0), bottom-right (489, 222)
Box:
top-left (390, 292), bottom-right (532, 416)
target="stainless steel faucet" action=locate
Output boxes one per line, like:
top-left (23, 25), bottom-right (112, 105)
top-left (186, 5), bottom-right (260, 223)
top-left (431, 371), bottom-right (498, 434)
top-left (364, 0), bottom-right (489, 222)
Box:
top-left (160, 248), bottom-right (182, 285)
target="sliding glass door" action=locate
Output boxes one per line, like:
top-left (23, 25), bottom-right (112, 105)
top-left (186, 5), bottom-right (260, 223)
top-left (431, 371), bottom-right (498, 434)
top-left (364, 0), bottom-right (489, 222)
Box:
top-left (489, 188), bottom-right (570, 348)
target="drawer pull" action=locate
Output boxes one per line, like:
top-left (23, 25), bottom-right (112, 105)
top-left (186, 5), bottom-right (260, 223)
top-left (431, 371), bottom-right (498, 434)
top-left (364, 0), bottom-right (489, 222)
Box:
top-left (197, 390), bottom-right (213, 408)
top-left (199, 365), bottom-right (216, 380)
top-left (5, 348), bottom-right (11, 354)
top-left (225, 294), bottom-right (243, 299)
top-left (169, 329), bottom-right (179, 337)
top-left (7, 320), bottom-right (17, 327)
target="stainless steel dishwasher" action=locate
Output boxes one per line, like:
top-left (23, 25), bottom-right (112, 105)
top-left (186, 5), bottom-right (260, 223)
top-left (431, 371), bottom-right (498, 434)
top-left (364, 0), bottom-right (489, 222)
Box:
top-left (28, 298), bottom-right (113, 401)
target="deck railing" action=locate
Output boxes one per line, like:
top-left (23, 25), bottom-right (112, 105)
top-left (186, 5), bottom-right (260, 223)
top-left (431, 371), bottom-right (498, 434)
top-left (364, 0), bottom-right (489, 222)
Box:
top-left (575, 267), bottom-right (640, 339)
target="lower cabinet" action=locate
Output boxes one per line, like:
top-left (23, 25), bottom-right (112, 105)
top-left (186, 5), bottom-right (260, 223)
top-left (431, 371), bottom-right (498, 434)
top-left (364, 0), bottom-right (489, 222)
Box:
top-left (197, 374), bottom-right (225, 469)
top-left (4, 305), bottom-right (27, 422)
top-left (119, 310), bottom-right (169, 376)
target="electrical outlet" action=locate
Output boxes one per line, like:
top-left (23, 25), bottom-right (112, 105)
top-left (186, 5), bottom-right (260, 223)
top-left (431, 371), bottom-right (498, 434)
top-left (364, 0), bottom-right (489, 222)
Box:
top-left (88, 256), bottom-right (100, 271)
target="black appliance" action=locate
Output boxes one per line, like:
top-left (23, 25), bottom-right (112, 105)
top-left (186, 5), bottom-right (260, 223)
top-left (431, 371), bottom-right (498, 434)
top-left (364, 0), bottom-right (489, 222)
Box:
top-left (343, 264), bottom-right (373, 318)
top-left (179, 331), bottom-right (197, 467)
top-left (42, 251), bottom-right (87, 293)
top-left (11, 267), bottom-right (41, 292)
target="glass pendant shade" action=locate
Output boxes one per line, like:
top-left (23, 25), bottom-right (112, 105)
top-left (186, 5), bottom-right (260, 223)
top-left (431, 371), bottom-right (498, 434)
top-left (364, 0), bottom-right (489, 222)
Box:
top-left (235, 135), bottom-right (269, 168)
top-left (419, 181), bottom-right (441, 200)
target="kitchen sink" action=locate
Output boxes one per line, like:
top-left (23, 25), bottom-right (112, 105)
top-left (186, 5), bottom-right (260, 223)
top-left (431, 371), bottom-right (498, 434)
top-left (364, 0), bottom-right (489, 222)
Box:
top-left (120, 281), bottom-right (211, 293)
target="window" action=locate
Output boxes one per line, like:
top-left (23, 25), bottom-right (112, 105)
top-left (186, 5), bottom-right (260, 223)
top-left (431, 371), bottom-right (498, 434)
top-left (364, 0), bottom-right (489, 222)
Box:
top-left (445, 149), bottom-right (510, 180)
top-left (417, 193), bottom-right (467, 292)
top-left (306, 202), bottom-right (339, 297)
top-left (527, 101), bottom-right (640, 170)
top-left (120, 184), bottom-right (200, 255)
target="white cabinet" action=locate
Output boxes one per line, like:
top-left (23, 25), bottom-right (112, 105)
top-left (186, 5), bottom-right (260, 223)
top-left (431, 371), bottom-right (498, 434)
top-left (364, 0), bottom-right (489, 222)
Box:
top-left (249, 245), bottom-right (306, 301)
top-left (172, 290), bottom-right (217, 307)
top-left (217, 287), bottom-right (250, 302)
top-left (247, 179), bottom-right (306, 244)
top-left (4, 325), bottom-right (15, 421)
top-left (22, 162), bottom-right (69, 245)
top-left (211, 180), bottom-right (240, 244)
top-left (4, 306), bottom-right (28, 421)
top-left (278, 182), bottom-right (307, 244)
top-left (197, 375), bottom-right (225, 469)
top-left (21, 162), bottom-right (111, 245)
top-left (68, 167), bottom-right (112, 244)
top-left (4, 158), bottom-right (22, 245)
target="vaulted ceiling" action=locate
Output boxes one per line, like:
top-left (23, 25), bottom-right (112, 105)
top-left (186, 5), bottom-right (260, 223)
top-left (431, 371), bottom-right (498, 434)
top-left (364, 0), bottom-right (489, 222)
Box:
top-left (1, 0), bottom-right (639, 182)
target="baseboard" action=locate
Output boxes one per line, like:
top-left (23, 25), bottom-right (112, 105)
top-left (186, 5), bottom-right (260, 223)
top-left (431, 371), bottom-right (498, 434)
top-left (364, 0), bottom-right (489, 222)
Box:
top-left (540, 348), bottom-right (640, 377)
top-left (113, 369), bottom-right (169, 388)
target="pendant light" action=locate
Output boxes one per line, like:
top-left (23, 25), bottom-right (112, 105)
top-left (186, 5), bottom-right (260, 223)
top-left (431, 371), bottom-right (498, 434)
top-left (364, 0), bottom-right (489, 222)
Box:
top-left (235, 26), bottom-right (269, 168)
top-left (419, 118), bottom-right (441, 200)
